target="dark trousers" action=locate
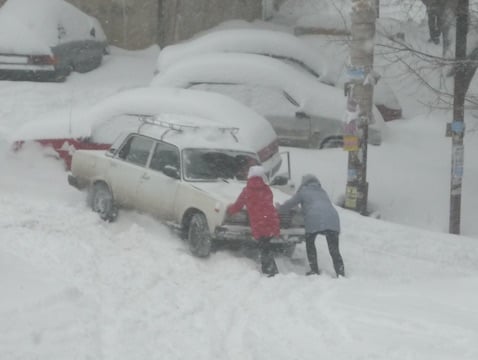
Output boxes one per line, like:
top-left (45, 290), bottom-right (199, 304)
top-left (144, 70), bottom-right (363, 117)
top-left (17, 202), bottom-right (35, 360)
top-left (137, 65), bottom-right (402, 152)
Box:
top-left (425, 0), bottom-right (450, 46)
top-left (426, 6), bottom-right (442, 43)
top-left (305, 230), bottom-right (345, 277)
top-left (258, 237), bottom-right (279, 276)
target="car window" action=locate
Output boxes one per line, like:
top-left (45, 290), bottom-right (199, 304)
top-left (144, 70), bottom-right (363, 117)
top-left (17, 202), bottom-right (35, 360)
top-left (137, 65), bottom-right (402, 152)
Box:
top-left (183, 149), bottom-right (258, 181)
top-left (149, 142), bottom-right (180, 173)
top-left (191, 83), bottom-right (299, 118)
top-left (118, 135), bottom-right (154, 167)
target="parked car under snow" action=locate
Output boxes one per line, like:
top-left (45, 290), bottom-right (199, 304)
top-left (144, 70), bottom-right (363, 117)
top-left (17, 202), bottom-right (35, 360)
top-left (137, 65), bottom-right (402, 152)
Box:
top-left (156, 27), bottom-right (325, 80)
top-left (157, 27), bottom-right (402, 121)
top-left (0, 0), bottom-right (108, 82)
top-left (152, 52), bottom-right (385, 149)
top-left (11, 87), bottom-right (282, 174)
top-left (68, 112), bottom-right (303, 258)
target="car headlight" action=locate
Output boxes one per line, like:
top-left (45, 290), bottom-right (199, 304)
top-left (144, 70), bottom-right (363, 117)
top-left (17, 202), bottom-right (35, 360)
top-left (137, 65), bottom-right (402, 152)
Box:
top-left (224, 210), bottom-right (249, 225)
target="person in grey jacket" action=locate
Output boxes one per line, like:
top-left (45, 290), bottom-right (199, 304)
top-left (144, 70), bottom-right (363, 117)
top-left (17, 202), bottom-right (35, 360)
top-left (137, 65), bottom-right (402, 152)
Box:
top-left (277, 174), bottom-right (345, 277)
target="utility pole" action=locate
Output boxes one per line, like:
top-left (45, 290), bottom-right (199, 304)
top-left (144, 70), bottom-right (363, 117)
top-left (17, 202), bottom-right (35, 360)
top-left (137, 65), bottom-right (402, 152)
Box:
top-left (343, 0), bottom-right (377, 215)
top-left (448, 0), bottom-right (468, 234)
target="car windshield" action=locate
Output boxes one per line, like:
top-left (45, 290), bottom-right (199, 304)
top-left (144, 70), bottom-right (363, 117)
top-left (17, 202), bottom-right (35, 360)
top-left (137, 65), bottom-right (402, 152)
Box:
top-left (183, 149), bottom-right (259, 181)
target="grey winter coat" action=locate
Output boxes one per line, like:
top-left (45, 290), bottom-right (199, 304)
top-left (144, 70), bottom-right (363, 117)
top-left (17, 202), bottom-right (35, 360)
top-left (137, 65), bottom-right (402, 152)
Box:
top-left (279, 174), bottom-right (340, 234)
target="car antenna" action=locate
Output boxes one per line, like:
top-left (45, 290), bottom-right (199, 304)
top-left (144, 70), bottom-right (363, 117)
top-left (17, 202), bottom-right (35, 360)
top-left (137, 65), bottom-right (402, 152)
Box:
top-left (68, 99), bottom-right (73, 137)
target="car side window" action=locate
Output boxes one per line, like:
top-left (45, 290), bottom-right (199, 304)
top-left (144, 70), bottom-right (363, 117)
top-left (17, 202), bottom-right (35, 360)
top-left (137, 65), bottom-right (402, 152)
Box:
top-left (149, 142), bottom-right (180, 173)
top-left (118, 135), bottom-right (154, 167)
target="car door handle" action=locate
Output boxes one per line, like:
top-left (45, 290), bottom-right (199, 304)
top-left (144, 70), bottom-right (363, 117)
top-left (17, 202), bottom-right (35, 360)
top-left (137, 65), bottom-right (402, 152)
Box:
top-left (141, 173), bottom-right (150, 180)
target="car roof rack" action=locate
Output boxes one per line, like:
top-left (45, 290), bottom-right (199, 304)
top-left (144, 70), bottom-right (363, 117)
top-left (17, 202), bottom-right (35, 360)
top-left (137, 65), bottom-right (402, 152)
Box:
top-left (128, 113), bottom-right (240, 142)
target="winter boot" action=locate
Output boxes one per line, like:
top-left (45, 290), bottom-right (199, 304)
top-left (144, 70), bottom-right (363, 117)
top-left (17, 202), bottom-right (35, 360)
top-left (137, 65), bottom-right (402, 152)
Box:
top-left (306, 262), bottom-right (320, 276)
top-left (335, 264), bottom-right (345, 278)
top-left (306, 269), bottom-right (320, 276)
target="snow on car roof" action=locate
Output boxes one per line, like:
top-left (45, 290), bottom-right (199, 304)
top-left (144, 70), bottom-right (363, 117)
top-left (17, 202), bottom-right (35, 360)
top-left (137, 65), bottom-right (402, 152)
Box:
top-left (153, 53), bottom-right (344, 121)
top-left (0, 0), bottom-right (106, 54)
top-left (11, 87), bottom-right (277, 153)
top-left (157, 28), bottom-right (326, 78)
top-left (85, 87), bottom-right (276, 151)
top-left (133, 114), bottom-right (248, 151)
top-left (152, 52), bottom-right (385, 130)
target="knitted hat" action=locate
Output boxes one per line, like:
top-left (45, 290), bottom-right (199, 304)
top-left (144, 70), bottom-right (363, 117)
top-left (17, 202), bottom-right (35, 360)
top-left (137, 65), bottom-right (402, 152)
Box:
top-left (248, 165), bottom-right (265, 179)
top-left (300, 174), bottom-right (321, 187)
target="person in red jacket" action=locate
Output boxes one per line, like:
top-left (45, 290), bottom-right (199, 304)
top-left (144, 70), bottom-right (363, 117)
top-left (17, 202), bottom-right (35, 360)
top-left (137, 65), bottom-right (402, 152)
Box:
top-left (227, 165), bottom-right (280, 277)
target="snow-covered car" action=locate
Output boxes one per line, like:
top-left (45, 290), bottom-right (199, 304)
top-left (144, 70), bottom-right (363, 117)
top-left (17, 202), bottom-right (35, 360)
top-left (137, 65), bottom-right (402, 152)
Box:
top-left (11, 87), bottom-right (282, 173)
top-left (152, 52), bottom-right (385, 148)
top-left (68, 114), bottom-right (304, 258)
top-left (156, 27), bottom-right (402, 121)
top-left (0, 0), bottom-right (108, 82)
top-left (156, 27), bottom-right (325, 79)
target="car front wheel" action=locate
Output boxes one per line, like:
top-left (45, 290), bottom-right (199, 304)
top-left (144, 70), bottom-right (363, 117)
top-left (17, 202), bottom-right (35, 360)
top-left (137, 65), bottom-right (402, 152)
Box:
top-left (188, 213), bottom-right (212, 257)
top-left (91, 183), bottom-right (117, 222)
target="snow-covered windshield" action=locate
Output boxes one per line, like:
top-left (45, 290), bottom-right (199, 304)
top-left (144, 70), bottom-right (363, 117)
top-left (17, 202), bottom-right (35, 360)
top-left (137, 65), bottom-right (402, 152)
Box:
top-left (183, 148), bottom-right (258, 181)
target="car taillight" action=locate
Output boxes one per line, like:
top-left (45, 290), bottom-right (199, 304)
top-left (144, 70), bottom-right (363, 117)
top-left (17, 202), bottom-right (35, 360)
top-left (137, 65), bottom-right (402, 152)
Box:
top-left (224, 210), bottom-right (249, 225)
top-left (29, 55), bottom-right (57, 65)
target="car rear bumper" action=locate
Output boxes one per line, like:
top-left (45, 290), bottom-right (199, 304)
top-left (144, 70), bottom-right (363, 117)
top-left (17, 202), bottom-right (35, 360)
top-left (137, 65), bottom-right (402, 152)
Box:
top-left (214, 225), bottom-right (305, 244)
top-left (0, 66), bottom-right (65, 82)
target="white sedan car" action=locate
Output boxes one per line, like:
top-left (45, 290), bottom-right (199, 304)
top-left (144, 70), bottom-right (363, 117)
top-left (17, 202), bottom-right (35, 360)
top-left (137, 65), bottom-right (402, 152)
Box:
top-left (68, 114), bottom-right (304, 257)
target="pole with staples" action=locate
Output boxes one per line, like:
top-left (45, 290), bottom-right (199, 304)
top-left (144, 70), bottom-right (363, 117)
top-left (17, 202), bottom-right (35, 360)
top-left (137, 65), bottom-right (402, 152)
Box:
top-left (449, 0), bottom-right (468, 234)
top-left (343, 0), bottom-right (377, 215)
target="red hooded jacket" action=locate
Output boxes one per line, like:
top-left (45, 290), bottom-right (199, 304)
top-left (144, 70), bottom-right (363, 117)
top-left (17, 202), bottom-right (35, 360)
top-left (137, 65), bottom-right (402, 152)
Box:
top-left (227, 177), bottom-right (280, 240)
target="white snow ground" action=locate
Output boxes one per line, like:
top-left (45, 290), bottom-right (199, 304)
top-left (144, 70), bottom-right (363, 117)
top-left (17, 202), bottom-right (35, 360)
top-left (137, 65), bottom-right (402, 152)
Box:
top-left (1, 5), bottom-right (478, 360)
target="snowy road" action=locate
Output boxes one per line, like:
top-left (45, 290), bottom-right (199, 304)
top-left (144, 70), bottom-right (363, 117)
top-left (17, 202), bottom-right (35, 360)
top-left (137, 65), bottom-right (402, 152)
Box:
top-left (1, 46), bottom-right (478, 359)
top-left (1, 146), bottom-right (478, 359)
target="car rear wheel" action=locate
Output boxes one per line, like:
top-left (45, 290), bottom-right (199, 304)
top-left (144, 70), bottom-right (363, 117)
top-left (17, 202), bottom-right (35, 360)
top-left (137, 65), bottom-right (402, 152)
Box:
top-left (91, 183), bottom-right (117, 222)
top-left (188, 213), bottom-right (212, 257)
top-left (320, 136), bottom-right (344, 149)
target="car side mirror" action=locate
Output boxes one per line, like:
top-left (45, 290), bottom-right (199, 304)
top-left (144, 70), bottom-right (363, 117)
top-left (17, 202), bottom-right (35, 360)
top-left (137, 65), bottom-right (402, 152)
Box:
top-left (295, 111), bottom-right (311, 119)
top-left (163, 165), bottom-right (180, 179)
top-left (270, 175), bottom-right (288, 186)
top-left (105, 148), bottom-right (115, 157)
